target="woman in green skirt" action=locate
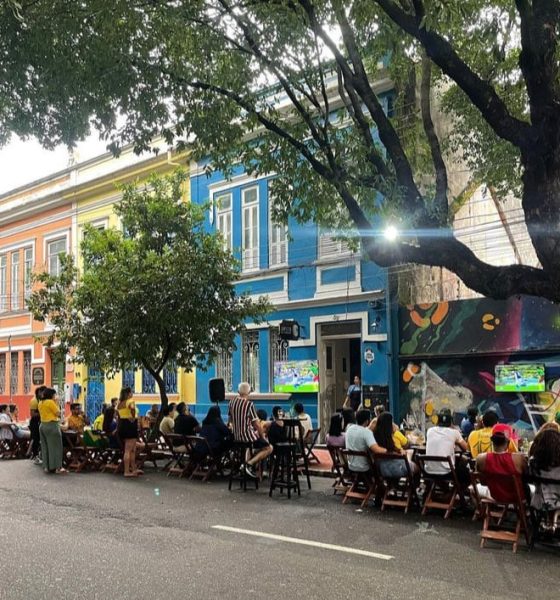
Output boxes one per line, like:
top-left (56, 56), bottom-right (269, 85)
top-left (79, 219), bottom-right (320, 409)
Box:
top-left (38, 387), bottom-right (66, 474)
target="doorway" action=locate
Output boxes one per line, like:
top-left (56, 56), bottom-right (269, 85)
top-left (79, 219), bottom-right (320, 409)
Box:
top-left (318, 321), bottom-right (362, 437)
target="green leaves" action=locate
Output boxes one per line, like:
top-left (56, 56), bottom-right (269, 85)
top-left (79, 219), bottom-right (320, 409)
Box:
top-left (27, 169), bottom-right (270, 384)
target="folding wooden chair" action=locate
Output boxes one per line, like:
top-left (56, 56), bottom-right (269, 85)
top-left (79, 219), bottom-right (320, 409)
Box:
top-left (341, 449), bottom-right (377, 509)
top-left (163, 433), bottom-right (191, 477)
top-left (303, 428), bottom-right (321, 465)
top-left (186, 436), bottom-right (222, 482)
top-left (139, 428), bottom-right (173, 470)
top-left (327, 445), bottom-right (351, 495)
top-left (476, 472), bottom-right (531, 553)
top-left (62, 431), bottom-right (89, 472)
top-left (417, 455), bottom-right (463, 519)
top-left (374, 454), bottom-right (419, 514)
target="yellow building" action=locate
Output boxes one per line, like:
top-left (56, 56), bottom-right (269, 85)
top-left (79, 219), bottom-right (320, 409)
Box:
top-left (68, 147), bottom-right (195, 420)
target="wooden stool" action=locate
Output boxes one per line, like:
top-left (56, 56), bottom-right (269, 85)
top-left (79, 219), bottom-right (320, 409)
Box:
top-left (228, 441), bottom-right (259, 491)
top-left (269, 442), bottom-right (300, 499)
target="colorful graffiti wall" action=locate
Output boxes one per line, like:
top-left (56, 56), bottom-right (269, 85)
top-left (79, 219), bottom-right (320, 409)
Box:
top-left (399, 297), bottom-right (560, 436)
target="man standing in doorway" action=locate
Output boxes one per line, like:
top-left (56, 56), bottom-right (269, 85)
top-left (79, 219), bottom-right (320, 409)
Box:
top-left (343, 375), bottom-right (362, 412)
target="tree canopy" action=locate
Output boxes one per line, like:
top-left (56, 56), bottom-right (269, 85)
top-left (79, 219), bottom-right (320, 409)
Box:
top-left (27, 170), bottom-right (270, 407)
top-left (4, 1), bottom-right (560, 301)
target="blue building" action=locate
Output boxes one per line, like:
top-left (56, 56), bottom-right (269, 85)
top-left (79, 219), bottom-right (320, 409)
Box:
top-left (190, 164), bottom-right (392, 435)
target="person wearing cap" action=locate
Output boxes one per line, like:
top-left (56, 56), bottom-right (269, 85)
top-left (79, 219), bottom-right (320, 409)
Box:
top-left (424, 409), bottom-right (470, 485)
top-left (475, 424), bottom-right (528, 503)
top-left (468, 410), bottom-right (517, 458)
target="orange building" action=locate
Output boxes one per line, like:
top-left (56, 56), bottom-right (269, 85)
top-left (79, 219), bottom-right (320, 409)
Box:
top-left (0, 172), bottom-right (75, 419)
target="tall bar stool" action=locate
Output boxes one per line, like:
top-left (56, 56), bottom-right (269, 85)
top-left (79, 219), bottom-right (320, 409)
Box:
top-left (269, 442), bottom-right (300, 498)
top-left (228, 440), bottom-right (259, 491)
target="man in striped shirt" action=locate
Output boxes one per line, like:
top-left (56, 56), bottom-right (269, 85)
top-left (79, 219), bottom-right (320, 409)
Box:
top-left (228, 382), bottom-right (272, 478)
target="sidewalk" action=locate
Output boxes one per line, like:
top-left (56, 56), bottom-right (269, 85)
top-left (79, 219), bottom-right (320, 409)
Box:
top-left (307, 447), bottom-right (334, 478)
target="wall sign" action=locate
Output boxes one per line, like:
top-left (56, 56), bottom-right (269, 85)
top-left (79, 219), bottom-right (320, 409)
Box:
top-left (32, 367), bottom-right (45, 385)
top-left (364, 348), bottom-right (375, 365)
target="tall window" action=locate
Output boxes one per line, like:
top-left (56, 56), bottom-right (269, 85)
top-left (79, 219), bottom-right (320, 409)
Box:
top-left (269, 328), bottom-right (289, 391)
top-left (142, 368), bottom-right (156, 394)
top-left (10, 352), bottom-right (18, 396)
top-left (318, 230), bottom-right (352, 259)
top-left (0, 354), bottom-right (5, 394)
top-left (11, 251), bottom-right (20, 310)
top-left (241, 330), bottom-right (260, 392)
top-left (0, 255), bottom-right (6, 312)
top-left (24, 247), bottom-right (33, 299)
top-left (23, 351), bottom-right (31, 394)
top-left (269, 195), bottom-right (287, 267)
top-left (216, 192), bottom-right (232, 251)
top-left (122, 368), bottom-right (136, 391)
top-left (242, 187), bottom-right (259, 271)
top-left (47, 237), bottom-right (67, 276)
top-left (163, 362), bottom-right (178, 394)
top-left (216, 348), bottom-right (233, 393)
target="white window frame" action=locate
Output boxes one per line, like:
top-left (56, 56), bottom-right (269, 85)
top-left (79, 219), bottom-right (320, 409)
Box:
top-left (215, 192), bottom-right (232, 252)
top-left (24, 247), bottom-right (33, 299)
top-left (46, 236), bottom-right (68, 277)
top-left (318, 228), bottom-right (353, 260)
top-left (10, 251), bottom-right (20, 311)
top-left (0, 255), bottom-right (6, 312)
top-left (242, 186), bottom-right (259, 272)
top-left (268, 193), bottom-right (288, 268)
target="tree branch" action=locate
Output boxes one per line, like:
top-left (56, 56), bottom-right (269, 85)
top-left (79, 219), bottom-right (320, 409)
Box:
top-left (373, 0), bottom-right (533, 149)
top-left (420, 54), bottom-right (448, 224)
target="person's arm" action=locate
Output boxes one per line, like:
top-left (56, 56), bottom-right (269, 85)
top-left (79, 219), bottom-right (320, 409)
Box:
top-left (455, 430), bottom-right (468, 452)
top-left (369, 442), bottom-right (387, 454)
top-left (476, 453), bottom-right (487, 473)
top-left (252, 417), bottom-right (265, 439)
top-left (514, 453), bottom-right (528, 475)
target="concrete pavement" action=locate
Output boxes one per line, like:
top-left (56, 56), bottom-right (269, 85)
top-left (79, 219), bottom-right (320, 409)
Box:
top-left (0, 460), bottom-right (558, 600)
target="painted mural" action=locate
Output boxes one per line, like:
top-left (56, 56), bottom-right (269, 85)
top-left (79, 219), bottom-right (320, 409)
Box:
top-left (398, 297), bottom-right (560, 437)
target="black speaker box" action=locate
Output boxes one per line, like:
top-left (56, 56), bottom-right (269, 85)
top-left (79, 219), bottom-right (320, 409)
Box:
top-left (209, 378), bottom-right (226, 403)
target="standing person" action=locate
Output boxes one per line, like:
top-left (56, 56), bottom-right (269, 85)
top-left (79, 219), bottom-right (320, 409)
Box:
top-left (228, 382), bottom-right (272, 478)
top-left (343, 376), bottom-right (362, 412)
top-left (29, 386), bottom-right (46, 464)
top-left (38, 388), bottom-right (66, 474)
top-left (117, 386), bottom-right (142, 478)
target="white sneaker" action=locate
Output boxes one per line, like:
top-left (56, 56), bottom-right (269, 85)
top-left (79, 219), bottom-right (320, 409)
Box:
top-left (33, 457), bottom-right (42, 465)
top-left (244, 464), bottom-right (257, 479)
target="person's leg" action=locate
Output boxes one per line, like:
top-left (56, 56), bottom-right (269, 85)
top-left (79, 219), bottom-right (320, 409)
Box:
top-left (125, 439), bottom-right (137, 475)
top-left (248, 443), bottom-right (273, 467)
top-left (52, 425), bottom-right (64, 472)
top-left (39, 424), bottom-right (50, 472)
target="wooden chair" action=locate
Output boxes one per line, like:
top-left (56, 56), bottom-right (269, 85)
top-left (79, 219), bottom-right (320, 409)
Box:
top-left (0, 433), bottom-right (28, 459)
top-left (327, 445), bottom-right (351, 495)
top-left (186, 435), bottom-right (222, 482)
top-left (139, 428), bottom-right (173, 470)
top-left (417, 455), bottom-right (463, 519)
top-left (374, 454), bottom-right (419, 514)
top-left (162, 433), bottom-right (191, 477)
top-left (62, 431), bottom-right (89, 472)
top-left (303, 428), bottom-right (321, 464)
top-left (341, 449), bottom-right (377, 509)
top-left (475, 471), bottom-right (531, 553)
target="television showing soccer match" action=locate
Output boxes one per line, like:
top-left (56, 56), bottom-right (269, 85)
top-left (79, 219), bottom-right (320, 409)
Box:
top-left (273, 360), bottom-right (319, 393)
top-left (495, 364), bottom-right (545, 392)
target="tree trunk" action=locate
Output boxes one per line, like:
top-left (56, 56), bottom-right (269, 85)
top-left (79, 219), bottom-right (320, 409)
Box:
top-left (145, 365), bottom-right (169, 442)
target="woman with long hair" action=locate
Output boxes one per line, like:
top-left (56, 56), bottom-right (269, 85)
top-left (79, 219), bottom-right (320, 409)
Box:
top-left (38, 388), bottom-right (66, 474)
top-left (116, 387), bottom-right (142, 477)
top-left (529, 427), bottom-right (560, 528)
top-left (373, 412), bottom-right (417, 479)
top-left (194, 405), bottom-right (232, 458)
top-left (326, 412), bottom-right (345, 448)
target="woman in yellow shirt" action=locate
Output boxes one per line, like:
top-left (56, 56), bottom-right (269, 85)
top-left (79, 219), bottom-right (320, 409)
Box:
top-left (38, 387), bottom-right (66, 474)
top-left (117, 386), bottom-right (141, 477)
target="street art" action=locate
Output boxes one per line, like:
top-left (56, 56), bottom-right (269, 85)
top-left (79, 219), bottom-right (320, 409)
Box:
top-left (399, 297), bottom-right (560, 436)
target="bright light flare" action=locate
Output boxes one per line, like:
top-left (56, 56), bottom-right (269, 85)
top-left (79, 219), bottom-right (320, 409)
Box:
top-left (383, 225), bottom-right (399, 241)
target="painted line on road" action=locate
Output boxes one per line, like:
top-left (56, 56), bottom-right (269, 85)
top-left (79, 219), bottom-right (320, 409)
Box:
top-left (211, 525), bottom-right (394, 561)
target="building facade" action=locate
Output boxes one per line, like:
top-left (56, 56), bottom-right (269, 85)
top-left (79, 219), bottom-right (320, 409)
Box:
top-left (190, 165), bottom-right (392, 433)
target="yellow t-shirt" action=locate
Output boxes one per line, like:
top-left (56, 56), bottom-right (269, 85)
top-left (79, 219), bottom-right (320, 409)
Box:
top-left (468, 427), bottom-right (518, 458)
top-left (29, 398), bottom-right (39, 412)
top-left (38, 399), bottom-right (60, 423)
top-left (67, 414), bottom-right (86, 432)
top-left (392, 430), bottom-right (409, 450)
top-left (117, 399), bottom-right (136, 420)
top-left (93, 414), bottom-right (104, 430)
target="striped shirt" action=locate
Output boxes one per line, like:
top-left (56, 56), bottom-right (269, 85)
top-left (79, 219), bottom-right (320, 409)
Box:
top-left (228, 396), bottom-right (259, 442)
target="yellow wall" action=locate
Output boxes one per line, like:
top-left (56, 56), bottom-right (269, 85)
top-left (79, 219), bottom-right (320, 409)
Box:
top-left (72, 155), bottom-right (196, 411)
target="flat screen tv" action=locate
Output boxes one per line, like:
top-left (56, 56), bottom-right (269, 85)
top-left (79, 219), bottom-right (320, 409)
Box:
top-left (273, 360), bottom-right (319, 393)
top-left (495, 364), bottom-right (545, 392)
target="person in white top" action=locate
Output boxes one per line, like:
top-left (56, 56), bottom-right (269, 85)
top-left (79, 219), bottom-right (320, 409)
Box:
top-left (425, 410), bottom-right (470, 485)
top-left (0, 404), bottom-right (14, 441)
top-left (294, 402), bottom-right (312, 439)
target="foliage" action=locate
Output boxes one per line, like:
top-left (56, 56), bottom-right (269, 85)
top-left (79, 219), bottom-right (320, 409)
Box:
top-left (5, 1), bottom-right (560, 300)
top-left (27, 170), bottom-right (270, 405)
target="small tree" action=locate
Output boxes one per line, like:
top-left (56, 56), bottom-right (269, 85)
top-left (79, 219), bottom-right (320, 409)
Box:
top-left (28, 170), bottom-right (270, 414)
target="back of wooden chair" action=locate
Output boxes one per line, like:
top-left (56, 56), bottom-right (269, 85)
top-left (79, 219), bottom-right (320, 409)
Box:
top-left (374, 453), bottom-right (418, 514)
top-left (186, 435), bottom-right (221, 481)
top-left (417, 454), bottom-right (462, 519)
top-left (341, 449), bottom-right (376, 508)
top-left (304, 428), bottom-right (321, 464)
top-left (163, 433), bottom-right (190, 477)
top-left (327, 444), bottom-right (350, 495)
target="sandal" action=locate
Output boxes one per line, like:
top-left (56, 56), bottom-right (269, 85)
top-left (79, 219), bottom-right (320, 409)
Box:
top-left (134, 469), bottom-right (144, 476)
top-left (55, 468), bottom-right (68, 474)
top-left (124, 472), bottom-right (138, 478)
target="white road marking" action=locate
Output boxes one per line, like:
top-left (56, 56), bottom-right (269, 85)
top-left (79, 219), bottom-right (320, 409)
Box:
top-left (211, 525), bottom-right (394, 561)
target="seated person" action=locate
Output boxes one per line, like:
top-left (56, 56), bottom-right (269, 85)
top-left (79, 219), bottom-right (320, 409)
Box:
top-left (341, 408), bottom-right (355, 431)
top-left (0, 404), bottom-right (14, 441)
top-left (345, 409), bottom-right (387, 472)
top-left (369, 404), bottom-right (386, 431)
top-left (159, 403), bottom-right (177, 435)
top-left (461, 405), bottom-right (479, 438)
top-left (8, 405), bottom-right (31, 439)
top-left (102, 407), bottom-right (120, 449)
top-left (267, 406), bottom-right (288, 447)
top-left (293, 402), bottom-right (312, 439)
top-left (424, 410), bottom-right (470, 486)
top-left (174, 402), bottom-right (200, 437)
top-left (146, 403), bottom-right (160, 425)
top-left (64, 403), bottom-right (88, 433)
top-left (373, 412), bottom-right (417, 479)
top-left (468, 410), bottom-right (517, 458)
top-left (92, 405), bottom-right (109, 431)
top-left (228, 382), bottom-right (272, 478)
top-left (326, 412), bottom-right (345, 448)
top-left (194, 406), bottom-right (232, 457)
top-left (475, 425), bottom-right (528, 503)
top-left (256, 409), bottom-right (268, 434)
top-left (528, 427), bottom-right (560, 528)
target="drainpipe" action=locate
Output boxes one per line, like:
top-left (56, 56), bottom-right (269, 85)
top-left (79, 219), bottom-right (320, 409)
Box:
top-left (8, 335), bottom-right (12, 405)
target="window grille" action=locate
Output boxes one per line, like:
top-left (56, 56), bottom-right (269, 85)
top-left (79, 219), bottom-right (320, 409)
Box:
top-left (241, 330), bottom-right (260, 392)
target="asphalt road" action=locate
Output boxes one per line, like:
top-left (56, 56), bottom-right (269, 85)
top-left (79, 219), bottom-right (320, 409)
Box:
top-left (0, 460), bottom-right (558, 600)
